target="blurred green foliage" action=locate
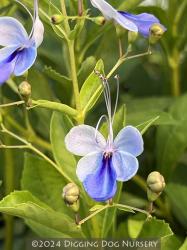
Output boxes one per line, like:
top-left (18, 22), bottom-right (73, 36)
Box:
top-left (1, 0), bottom-right (187, 249)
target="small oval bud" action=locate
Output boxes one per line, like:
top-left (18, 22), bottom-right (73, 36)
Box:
top-left (18, 81), bottom-right (32, 106)
top-left (18, 81), bottom-right (31, 98)
top-left (147, 171), bottom-right (165, 202)
top-left (51, 14), bottom-right (64, 25)
top-left (92, 16), bottom-right (105, 26)
top-left (149, 23), bottom-right (166, 44)
top-left (128, 31), bottom-right (138, 44)
top-left (63, 183), bottom-right (80, 212)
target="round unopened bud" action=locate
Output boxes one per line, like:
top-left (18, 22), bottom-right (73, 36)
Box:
top-left (18, 81), bottom-right (31, 98)
top-left (63, 183), bottom-right (80, 212)
top-left (18, 81), bottom-right (32, 106)
top-left (51, 14), bottom-right (64, 25)
top-left (149, 23), bottom-right (166, 44)
top-left (147, 171), bottom-right (165, 202)
top-left (92, 16), bottom-right (105, 26)
top-left (128, 31), bottom-right (138, 44)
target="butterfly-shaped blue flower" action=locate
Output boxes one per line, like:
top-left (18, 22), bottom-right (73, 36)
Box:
top-left (90, 0), bottom-right (166, 37)
top-left (65, 74), bottom-right (144, 202)
top-left (0, 0), bottom-right (44, 85)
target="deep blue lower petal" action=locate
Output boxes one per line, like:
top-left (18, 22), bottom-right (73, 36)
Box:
top-left (14, 46), bottom-right (37, 76)
top-left (0, 60), bottom-right (16, 85)
top-left (118, 11), bottom-right (166, 37)
top-left (83, 156), bottom-right (117, 202)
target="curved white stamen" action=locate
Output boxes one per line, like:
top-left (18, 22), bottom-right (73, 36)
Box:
top-left (15, 0), bottom-right (34, 21)
top-left (112, 75), bottom-right (120, 124)
top-left (95, 114), bottom-right (109, 143)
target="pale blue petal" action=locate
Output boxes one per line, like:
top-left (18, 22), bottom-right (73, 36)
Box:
top-left (0, 45), bottom-right (20, 64)
top-left (83, 156), bottom-right (117, 201)
top-left (65, 125), bottom-right (106, 156)
top-left (118, 12), bottom-right (166, 37)
top-left (90, 0), bottom-right (117, 20)
top-left (14, 46), bottom-right (37, 76)
top-left (32, 17), bottom-right (44, 48)
top-left (114, 126), bottom-right (144, 157)
top-left (76, 152), bottom-right (103, 181)
top-left (115, 12), bottom-right (138, 32)
top-left (0, 17), bottom-right (28, 46)
top-left (0, 60), bottom-right (15, 85)
top-left (112, 151), bottom-right (139, 181)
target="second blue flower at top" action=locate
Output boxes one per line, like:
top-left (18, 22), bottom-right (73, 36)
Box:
top-left (90, 0), bottom-right (166, 37)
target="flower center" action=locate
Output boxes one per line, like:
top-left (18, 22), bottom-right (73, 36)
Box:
top-left (104, 151), bottom-right (113, 159)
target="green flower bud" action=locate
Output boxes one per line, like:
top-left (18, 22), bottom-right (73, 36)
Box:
top-left (149, 23), bottom-right (165, 44)
top-left (128, 31), bottom-right (138, 44)
top-left (51, 14), bottom-right (64, 25)
top-left (18, 81), bottom-right (32, 106)
top-left (63, 183), bottom-right (80, 212)
top-left (115, 25), bottom-right (127, 38)
top-left (147, 171), bottom-right (165, 202)
top-left (92, 16), bottom-right (105, 26)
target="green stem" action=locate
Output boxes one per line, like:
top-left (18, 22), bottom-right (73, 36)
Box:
top-left (31, 100), bottom-right (78, 118)
top-left (60, 0), bottom-right (82, 123)
top-left (171, 62), bottom-right (180, 97)
top-left (79, 204), bottom-right (109, 225)
top-left (1, 110), bottom-right (51, 151)
top-left (4, 132), bottom-right (14, 250)
top-left (0, 101), bottom-right (24, 108)
top-left (0, 124), bottom-right (73, 183)
top-left (169, 49), bottom-right (180, 97)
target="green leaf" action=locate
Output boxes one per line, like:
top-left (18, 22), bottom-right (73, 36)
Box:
top-left (0, 191), bottom-right (84, 237)
top-left (89, 205), bottom-right (105, 212)
top-left (116, 206), bottom-right (135, 213)
top-left (166, 165), bottom-right (187, 230)
top-left (127, 214), bottom-right (146, 238)
top-left (179, 238), bottom-right (187, 250)
top-left (138, 217), bottom-right (173, 238)
top-left (68, 13), bottom-right (86, 40)
top-left (50, 112), bottom-right (77, 183)
top-left (44, 66), bottom-right (71, 85)
top-left (80, 59), bottom-right (104, 114)
top-left (156, 95), bottom-right (187, 177)
top-left (21, 153), bottom-right (71, 215)
top-left (78, 56), bottom-right (97, 85)
top-left (137, 116), bottom-right (160, 135)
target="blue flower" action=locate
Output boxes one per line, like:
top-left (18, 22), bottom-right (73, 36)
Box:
top-left (65, 75), bottom-right (144, 202)
top-left (90, 0), bottom-right (166, 37)
top-left (0, 0), bottom-right (44, 85)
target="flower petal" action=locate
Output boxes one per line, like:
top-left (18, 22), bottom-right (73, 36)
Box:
top-left (76, 152), bottom-right (103, 181)
top-left (115, 12), bottom-right (138, 32)
top-left (112, 151), bottom-right (139, 181)
top-left (90, 0), bottom-right (117, 20)
top-left (83, 156), bottom-right (117, 201)
top-left (65, 125), bottom-right (106, 156)
top-left (0, 60), bottom-right (15, 85)
top-left (118, 11), bottom-right (166, 37)
top-left (114, 126), bottom-right (144, 157)
top-left (0, 17), bottom-right (28, 46)
top-left (13, 46), bottom-right (37, 76)
top-left (32, 17), bottom-right (44, 47)
top-left (0, 45), bottom-right (20, 64)
top-left (90, 0), bottom-right (138, 31)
